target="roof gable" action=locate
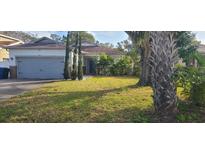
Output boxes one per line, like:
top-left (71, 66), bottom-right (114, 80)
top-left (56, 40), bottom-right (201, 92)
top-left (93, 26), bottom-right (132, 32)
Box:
top-left (32, 37), bottom-right (57, 45)
top-left (0, 34), bottom-right (23, 46)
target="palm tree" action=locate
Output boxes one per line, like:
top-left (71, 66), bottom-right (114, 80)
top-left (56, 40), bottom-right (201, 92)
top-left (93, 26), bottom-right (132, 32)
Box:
top-left (127, 31), bottom-right (178, 114)
top-left (64, 31), bottom-right (71, 79)
top-left (78, 34), bottom-right (83, 80)
top-left (126, 31), bottom-right (151, 86)
top-left (149, 32), bottom-right (178, 114)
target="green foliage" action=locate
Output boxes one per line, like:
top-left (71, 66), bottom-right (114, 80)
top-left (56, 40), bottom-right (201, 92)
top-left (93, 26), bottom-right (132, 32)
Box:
top-left (117, 39), bottom-right (141, 76)
top-left (96, 53), bottom-right (134, 76)
top-left (173, 66), bottom-right (204, 96)
top-left (116, 40), bottom-right (132, 52)
top-left (195, 53), bottom-right (205, 67)
top-left (127, 48), bottom-right (140, 76)
top-left (110, 56), bottom-right (133, 75)
top-left (0, 77), bottom-right (154, 122)
top-left (176, 113), bottom-right (200, 122)
top-left (63, 31), bottom-right (95, 44)
top-left (191, 81), bottom-right (205, 106)
top-left (96, 53), bottom-right (114, 75)
top-left (176, 32), bottom-right (200, 66)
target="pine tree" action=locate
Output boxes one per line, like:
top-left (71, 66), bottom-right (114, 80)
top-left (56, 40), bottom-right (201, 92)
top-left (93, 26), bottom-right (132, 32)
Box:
top-left (64, 31), bottom-right (71, 79)
top-left (78, 34), bottom-right (83, 80)
top-left (71, 33), bottom-right (78, 80)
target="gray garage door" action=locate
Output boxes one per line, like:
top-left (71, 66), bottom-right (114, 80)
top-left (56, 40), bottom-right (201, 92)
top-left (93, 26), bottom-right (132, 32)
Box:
top-left (16, 57), bottom-right (64, 79)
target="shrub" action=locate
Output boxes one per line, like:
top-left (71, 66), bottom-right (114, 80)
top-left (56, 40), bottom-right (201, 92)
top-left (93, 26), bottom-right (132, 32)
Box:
top-left (110, 56), bottom-right (133, 76)
top-left (173, 66), bottom-right (205, 105)
top-left (190, 81), bottom-right (205, 106)
top-left (96, 53), bottom-right (114, 75)
top-left (173, 66), bottom-right (203, 95)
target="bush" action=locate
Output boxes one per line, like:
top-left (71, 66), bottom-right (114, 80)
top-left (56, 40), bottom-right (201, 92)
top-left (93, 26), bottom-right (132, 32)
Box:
top-left (173, 66), bottom-right (205, 105)
top-left (173, 66), bottom-right (203, 95)
top-left (110, 56), bottom-right (133, 76)
top-left (190, 81), bottom-right (205, 106)
top-left (96, 54), bottom-right (133, 76)
top-left (96, 53), bottom-right (114, 75)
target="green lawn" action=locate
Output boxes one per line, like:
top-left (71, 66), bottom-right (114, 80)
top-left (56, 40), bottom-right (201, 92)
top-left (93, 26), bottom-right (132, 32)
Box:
top-left (0, 76), bottom-right (204, 122)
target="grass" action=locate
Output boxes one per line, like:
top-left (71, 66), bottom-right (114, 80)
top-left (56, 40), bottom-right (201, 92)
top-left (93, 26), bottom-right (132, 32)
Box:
top-left (0, 77), bottom-right (154, 122)
top-left (0, 76), bottom-right (204, 123)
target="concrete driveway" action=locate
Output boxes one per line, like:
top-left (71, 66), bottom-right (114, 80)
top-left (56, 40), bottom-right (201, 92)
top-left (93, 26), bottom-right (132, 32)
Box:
top-left (0, 79), bottom-right (57, 101)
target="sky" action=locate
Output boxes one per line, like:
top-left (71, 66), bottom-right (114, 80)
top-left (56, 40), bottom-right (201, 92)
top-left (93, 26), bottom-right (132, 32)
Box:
top-left (27, 31), bottom-right (205, 46)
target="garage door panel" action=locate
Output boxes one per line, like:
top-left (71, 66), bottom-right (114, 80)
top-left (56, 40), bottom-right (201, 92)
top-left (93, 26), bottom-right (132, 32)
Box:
top-left (17, 57), bottom-right (64, 79)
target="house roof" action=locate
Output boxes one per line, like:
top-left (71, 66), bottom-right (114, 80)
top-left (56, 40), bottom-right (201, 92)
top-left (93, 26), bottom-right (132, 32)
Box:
top-left (6, 37), bottom-right (65, 49)
top-left (82, 46), bottom-right (124, 56)
top-left (6, 37), bottom-right (124, 56)
top-left (0, 34), bottom-right (24, 47)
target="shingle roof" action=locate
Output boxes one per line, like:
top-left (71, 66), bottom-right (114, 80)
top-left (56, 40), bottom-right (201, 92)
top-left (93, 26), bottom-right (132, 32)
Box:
top-left (6, 37), bottom-right (65, 49)
top-left (6, 37), bottom-right (124, 56)
top-left (82, 46), bottom-right (124, 56)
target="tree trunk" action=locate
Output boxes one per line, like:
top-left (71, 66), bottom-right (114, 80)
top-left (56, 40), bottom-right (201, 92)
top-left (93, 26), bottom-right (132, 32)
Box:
top-left (126, 31), bottom-right (151, 86)
top-left (149, 32), bottom-right (178, 115)
top-left (64, 31), bottom-right (71, 79)
top-left (78, 35), bottom-right (83, 80)
top-left (137, 40), bottom-right (151, 86)
top-left (71, 33), bottom-right (78, 80)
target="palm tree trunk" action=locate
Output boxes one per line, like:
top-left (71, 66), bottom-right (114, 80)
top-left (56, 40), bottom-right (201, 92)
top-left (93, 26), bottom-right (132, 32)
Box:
top-left (126, 31), bottom-right (151, 86)
top-left (137, 40), bottom-right (151, 86)
top-left (149, 32), bottom-right (178, 114)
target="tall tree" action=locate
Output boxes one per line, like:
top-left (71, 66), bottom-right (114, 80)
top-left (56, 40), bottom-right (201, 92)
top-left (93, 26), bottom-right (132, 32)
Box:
top-left (127, 31), bottom-right (178, 114)
top-left (116, 40), bottom-right (140, 76)
top-left (64, 31), bottom-right (71, 79)
top-left (126, 31), bottom-right (151, 86)
top-left (149, 32), bottom-right (178, 114)
top-left (176, 31), bottom-right (200, 66)
top-left (63, 31), bottom-right (95, 44)
top-left (71, 33), bottom-right (79, 80)
top-left (50, 34), bottom-right (63, 42)
top-left (78, 34), bottom-right (83, 80)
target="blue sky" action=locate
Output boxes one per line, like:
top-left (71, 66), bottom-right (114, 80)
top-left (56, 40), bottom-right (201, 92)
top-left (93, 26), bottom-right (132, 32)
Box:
top-left (27, 31), bottom-right (205, 45)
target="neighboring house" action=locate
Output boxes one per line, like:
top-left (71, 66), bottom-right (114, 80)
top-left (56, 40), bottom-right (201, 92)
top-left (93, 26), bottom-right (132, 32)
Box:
top-left (7, 37), bottom-right (123, 79)
top-left (0, 34), bottom-right (23, 62)
top-left (198, 44), bottom-right (205, 56)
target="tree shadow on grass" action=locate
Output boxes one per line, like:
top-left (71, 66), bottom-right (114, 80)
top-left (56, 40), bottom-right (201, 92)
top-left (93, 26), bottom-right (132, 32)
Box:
top-left (0, 84), bottom-right (154, 122)
top-left (87, 107), bottom-right (155, 123)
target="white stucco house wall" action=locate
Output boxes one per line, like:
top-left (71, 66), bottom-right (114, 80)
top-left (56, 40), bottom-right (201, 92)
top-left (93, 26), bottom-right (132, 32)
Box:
top-left (7, 37), bottom-right (123, 79)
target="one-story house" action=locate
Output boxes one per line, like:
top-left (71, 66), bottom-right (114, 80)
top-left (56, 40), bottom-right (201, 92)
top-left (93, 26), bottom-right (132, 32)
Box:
top-left (198, 44), bottom-right (205, 56)
top-left (7, 37), bottom-right (123, 79)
